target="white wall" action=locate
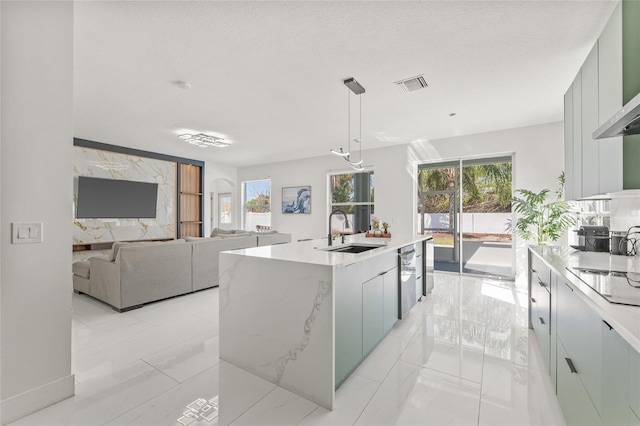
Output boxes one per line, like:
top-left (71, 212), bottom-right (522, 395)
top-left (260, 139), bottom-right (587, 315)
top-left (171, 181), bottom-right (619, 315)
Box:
top-left (237, 122), bottom-right (564, 275)
top-left (1, 2), bottom-right (74, 423)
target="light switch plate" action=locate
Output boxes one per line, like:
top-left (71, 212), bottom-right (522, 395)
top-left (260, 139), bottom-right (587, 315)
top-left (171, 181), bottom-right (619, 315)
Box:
top-left (11, 222), bottom-right (43, 244)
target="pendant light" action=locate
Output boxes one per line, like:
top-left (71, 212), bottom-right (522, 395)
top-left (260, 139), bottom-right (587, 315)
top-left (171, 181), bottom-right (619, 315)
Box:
top-left (330, 78), bottom-right (366, 171)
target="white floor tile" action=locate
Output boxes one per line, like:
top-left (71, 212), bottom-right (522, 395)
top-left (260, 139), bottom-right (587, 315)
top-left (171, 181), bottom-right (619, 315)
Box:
top-left (73, 315), bottom-right (212, 383)
top-left (355, 361), bottom-right (482, 426)
top-left (401, 315), bottom-right (486, 383)
top-left (105, 365), bottom-right (220, 425)
top-left (479, 357), bottom-right (566, 426)
top-left (73, 314), bottom-right (153, 354)
top-left (214, 361), bottom-right (277, 425)
top-left (297, 374), bottom-right (380, 426)
top-left (227, 386), bottom-right (318, 426)
top-left (143, 331), bottom-right (220, 383)
top-left (11, 361), bottom-right (178, 426)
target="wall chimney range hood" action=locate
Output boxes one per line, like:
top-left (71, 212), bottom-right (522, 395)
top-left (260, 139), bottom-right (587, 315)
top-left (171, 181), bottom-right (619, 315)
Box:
top-left (593, 91), bottom-right (640, 139)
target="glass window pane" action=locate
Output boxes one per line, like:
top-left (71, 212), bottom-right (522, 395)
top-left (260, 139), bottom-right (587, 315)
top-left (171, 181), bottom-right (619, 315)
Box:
top-left (243, 179), bottom-right (271, 231)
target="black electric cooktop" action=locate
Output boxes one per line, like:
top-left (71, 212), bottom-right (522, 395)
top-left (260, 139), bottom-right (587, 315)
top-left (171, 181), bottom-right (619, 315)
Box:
top-left (566, 267), bottom-right (640, 307)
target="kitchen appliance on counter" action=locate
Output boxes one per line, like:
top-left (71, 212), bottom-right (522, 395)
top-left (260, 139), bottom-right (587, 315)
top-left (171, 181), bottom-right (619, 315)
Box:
top-left (571, 225), bottom-right (610, 252)
top-left (398, 244), bottom-right (416, 319)
top-left (566, 267), bottom-right (640, 307)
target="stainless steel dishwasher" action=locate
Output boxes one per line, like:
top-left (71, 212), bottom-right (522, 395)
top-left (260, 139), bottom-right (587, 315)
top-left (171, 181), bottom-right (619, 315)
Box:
top-left (398, 244), bottom-right (417, 319)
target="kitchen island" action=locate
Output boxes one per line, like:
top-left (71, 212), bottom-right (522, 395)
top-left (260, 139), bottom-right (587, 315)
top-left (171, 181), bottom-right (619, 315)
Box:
top-left (219, 233), bottom-right (432, 411)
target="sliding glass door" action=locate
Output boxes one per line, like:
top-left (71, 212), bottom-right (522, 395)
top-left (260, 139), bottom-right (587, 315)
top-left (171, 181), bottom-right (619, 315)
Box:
top-left (417, 156), bottom-right (513, 278)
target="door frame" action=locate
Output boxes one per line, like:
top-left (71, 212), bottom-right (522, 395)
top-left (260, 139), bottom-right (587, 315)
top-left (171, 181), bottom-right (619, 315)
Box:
top-left (414, 152), bottom-right (516, 279)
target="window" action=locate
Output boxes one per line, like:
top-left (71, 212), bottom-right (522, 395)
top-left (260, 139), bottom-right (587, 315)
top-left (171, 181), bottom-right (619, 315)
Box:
top-left (329, 171), bottom-right (374, 234)
top-left (242, 179), bottom-right (271, 232)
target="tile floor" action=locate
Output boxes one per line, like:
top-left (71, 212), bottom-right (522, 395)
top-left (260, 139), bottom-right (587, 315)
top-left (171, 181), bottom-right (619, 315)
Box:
top-left (11, 273), bottom-right (566, 426)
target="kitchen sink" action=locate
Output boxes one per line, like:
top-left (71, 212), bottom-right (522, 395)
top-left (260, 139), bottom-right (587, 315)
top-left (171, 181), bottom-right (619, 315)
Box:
top-left (322, 243), bottom-right (385, 254)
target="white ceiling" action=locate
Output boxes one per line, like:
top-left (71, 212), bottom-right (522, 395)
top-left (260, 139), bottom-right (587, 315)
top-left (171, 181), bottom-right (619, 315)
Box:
top-left (73, 0), bottom-right (617, 167)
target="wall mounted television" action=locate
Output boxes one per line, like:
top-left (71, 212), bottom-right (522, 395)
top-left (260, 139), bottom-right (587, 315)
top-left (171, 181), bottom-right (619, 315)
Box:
top-left (76, 176), bottom-right (158, 219)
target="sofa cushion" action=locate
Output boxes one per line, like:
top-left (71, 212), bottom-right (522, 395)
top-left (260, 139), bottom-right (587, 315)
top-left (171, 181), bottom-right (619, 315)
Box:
top-left (110, 241), bottom-right (130, 261)
top-left (184, 236), bottom-right (203, 242)
top-left (211, 228), bottom-right (235, 237)
top-left (72, 260), bottom-right (90, 279)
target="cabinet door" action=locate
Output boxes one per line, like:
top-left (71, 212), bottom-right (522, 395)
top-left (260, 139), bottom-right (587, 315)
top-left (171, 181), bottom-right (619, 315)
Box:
top-left (630, 408), bottom-right (640, 426)
top-left (557, 337), bottom-right (602, 426)
top-left (557, 279), bottom-right (602, 414)
top-left (335, 262), bottom-right (364, 387)
top-left (597, 2), bottom-right (623, 194)
top-left (601, 320), bottom-right (629, 426)
top-left (572, 70), bottom-right (583, 199)
top-left (581, 42), bottom-right (600, 198)
top-left (532, 282), bottom-right (550, 371)
top-left (362, 274), bottom-right (384, 356)
top-left (383, 267), bottom-right (398, 334)
top-left (565, 84), bottom-right (575, 200)
top-left (630, 344), bottom-right (640, 420)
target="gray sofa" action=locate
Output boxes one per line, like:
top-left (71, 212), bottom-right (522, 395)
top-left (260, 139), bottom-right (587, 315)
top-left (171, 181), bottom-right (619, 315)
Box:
top-left (72, 232), bottom-right (291, 311)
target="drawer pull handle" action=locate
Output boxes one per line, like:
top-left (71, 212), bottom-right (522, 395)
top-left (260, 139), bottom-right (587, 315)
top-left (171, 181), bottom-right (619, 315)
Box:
top-left (564, 282), bottom-right (574, 292)
top-left (539, 317), bottom-right (545, 325)
top-left (531, 297), bottom-right (536, 303)
top-left (538, 279), bottom-right (546, 287)
top-left (565, 358), bottom-right (578, 374)
top-left (603, 320), bottom-right (613, 330)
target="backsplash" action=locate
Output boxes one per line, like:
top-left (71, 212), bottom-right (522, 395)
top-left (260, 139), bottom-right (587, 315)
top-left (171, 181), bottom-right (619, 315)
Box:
top-left (610, 190), bottom-right (640, 234)
top-left (73, 146), bottom-right (177, 245)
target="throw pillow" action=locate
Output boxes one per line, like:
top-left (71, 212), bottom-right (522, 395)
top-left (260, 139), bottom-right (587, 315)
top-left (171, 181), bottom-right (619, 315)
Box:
top-left (210, 228), bottom-right (235, 237)
top-left (109, 241), bottom-right (130, 261)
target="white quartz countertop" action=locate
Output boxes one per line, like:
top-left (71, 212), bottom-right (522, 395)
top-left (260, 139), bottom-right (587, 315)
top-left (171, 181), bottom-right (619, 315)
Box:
top-left (223, 233), bottom-right (433, 267)
top-left (530, 245), bottom-right (640, 354)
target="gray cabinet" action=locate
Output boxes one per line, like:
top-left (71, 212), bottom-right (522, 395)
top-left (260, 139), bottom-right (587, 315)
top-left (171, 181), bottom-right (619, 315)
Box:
top-left (383, 266), bottom-right (399, 334)
top-left (362, 274), bottom-right (384, 356)
top-left (630, 343), bottom-right (640, 420)
top-left (581, 43), bottom-right (600, 198)
top-left (601, 321), bottom-right (629, 426)
top-left (556, 337), bottom-right (601, 426)
top-left (530, 249), bottom-right (640, 426)
top-left (563, 1), bottom-right (623, 199)
top-left (597, 2), bottom-right (623, 194)
top-left (335, 261), bottom-right (364, 387)
top-left (529, 254), bottom-right (552, 370)
top-left (335, 250), bottom-right (400, 387)
top-left (556, 277), bottom-right (602, 416)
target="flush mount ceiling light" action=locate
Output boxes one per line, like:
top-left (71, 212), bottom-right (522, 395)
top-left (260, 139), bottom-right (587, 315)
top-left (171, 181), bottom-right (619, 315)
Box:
top-left (178, 133), bottom-right (230, 148)
top-left (330, 78), bottom-right (366, 171)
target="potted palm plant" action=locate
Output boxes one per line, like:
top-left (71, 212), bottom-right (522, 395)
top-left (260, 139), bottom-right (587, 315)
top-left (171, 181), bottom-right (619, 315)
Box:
top-left (511, 173), bottom-right (577, 245)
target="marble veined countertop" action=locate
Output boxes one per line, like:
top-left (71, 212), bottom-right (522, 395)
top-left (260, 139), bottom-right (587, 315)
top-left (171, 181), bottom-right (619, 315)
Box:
top-left (223, 232), bottom-right (433, 267)
top-left (530, 245), bottom-right (640, 353)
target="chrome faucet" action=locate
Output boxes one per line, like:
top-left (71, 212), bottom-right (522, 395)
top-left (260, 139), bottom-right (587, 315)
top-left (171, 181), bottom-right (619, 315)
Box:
top-left (328, 209), bottom-right (349, 246)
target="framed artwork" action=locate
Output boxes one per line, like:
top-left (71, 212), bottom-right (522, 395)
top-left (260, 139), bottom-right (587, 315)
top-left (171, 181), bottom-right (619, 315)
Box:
top-left (282, 186), bottom-right (311, 214)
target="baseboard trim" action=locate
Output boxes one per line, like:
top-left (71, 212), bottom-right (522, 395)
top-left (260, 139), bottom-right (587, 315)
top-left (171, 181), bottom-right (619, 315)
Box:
top-left (1, 374), bottom-right (75, 425)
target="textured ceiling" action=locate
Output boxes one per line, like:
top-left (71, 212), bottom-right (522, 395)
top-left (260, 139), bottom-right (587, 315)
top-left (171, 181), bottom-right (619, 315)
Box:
top-left (73, 0), bottom-right (617, 167)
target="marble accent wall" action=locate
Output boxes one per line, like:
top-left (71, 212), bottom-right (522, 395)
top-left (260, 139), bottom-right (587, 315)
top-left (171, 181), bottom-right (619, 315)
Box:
top-left (73, 146), bottom-right (177, 245)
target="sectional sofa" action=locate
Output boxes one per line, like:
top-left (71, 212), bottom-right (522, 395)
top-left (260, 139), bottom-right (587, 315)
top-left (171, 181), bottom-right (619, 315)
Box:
top-left (72, 231), bottom-right (291, 311)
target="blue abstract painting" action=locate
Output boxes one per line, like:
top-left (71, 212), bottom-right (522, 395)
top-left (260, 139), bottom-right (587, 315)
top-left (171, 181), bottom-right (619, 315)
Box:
top-left (282, 186), bottom-right (311, 214)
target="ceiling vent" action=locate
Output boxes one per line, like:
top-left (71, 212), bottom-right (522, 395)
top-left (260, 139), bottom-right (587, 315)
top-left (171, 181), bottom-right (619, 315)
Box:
top-left (394, 75), bottom-right (428, 92)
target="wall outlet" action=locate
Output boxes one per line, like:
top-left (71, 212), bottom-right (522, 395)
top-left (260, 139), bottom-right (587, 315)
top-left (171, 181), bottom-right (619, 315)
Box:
top-left (11, 222), bottom-right (43, 244)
